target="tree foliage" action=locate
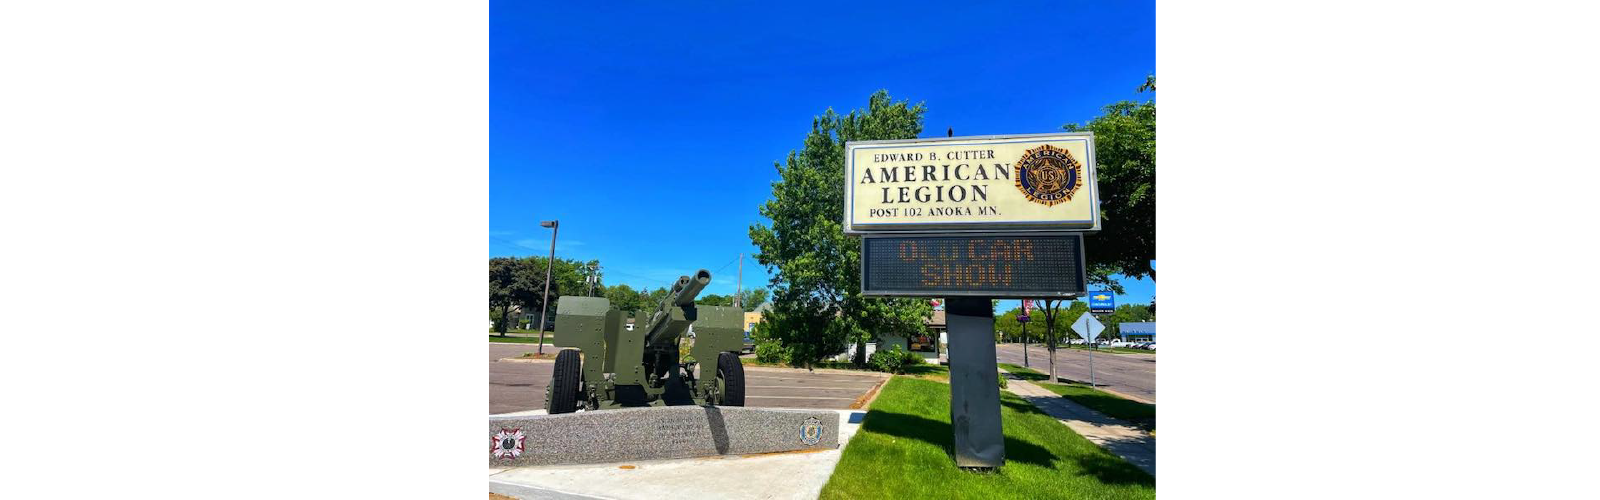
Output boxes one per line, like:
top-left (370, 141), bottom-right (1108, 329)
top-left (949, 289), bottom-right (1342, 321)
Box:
top-left (487, 256), bottom-right (600, 333)
top-left (696, 293), bottom-right (732, 307)
top-left (1064, 79), bottom-right (1156, 290)
top-left (696, 288), bottom-right (771, 312)
top-left (1042, 300), bottom-right (1090, 344)
top-left (738, 288), bottom-right (769, 312)
top-left (603, 283), bottom-right (647, 313)
top-left (748, 90), bottom-right (934, 367)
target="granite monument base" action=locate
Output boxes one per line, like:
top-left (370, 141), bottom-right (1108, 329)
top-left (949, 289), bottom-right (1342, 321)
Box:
top-left (489, 406), bottom-right (839, 467)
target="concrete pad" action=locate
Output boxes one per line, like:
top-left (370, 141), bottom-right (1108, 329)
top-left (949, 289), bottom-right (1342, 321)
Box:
top-left (490, 409), bottom-right (866, 500)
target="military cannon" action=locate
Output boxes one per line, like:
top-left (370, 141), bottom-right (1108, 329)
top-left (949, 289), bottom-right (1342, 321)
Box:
top-left (544, 269), bottom-right (747, 413)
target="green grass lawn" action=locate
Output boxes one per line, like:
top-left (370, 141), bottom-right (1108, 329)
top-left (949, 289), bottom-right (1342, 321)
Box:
top-left (997, 363), bottom-right (1155, 429)
top-left (487, 335), bottom-right (554, 344)
top-left (1037, 383), bottom-right (1156, 430)
top-left (821, 377), bottom-right (1154, 500)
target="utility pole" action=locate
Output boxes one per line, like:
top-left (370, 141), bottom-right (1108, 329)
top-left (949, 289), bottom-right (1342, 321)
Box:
top-left (586, 263), bottom-right (599, 297)
top-left (735, 253), bottom-right (743, 309)
top-left (1022, 321), bottom-right (1029, 367)
top-left (537, 219), bottom-right (559, 355)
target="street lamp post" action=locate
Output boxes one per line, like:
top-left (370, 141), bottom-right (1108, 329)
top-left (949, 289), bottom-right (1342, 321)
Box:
top-left (537, 219), bottom-right (558, 354)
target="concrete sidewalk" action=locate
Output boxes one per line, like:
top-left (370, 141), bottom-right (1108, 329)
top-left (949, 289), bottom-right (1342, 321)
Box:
top-left (999, 369), bottom-right (1156, 477)
top-left (489, 409), bottom-right (866, 500)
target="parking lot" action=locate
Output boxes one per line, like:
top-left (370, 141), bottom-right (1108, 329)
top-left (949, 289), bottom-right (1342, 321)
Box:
top-left (489, 344), bottom-right (886, 414)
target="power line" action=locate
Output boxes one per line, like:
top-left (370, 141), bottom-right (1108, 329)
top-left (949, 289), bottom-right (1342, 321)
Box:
top-left (711, 254), bottom-right (739, 275)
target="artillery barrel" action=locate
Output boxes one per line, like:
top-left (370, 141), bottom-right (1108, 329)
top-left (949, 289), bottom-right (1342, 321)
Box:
top-left (672, 269), bottom-right (711, 306)
top-left (641, 270), bottom-right (711, 352)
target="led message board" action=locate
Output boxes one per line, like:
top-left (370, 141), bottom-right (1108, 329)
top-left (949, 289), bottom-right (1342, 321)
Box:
top-left (860, 234), bottom-right (1086, 298)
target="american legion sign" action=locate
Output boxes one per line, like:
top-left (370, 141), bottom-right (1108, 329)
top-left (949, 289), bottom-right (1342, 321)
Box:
top-left (843, 132), bottom-right (1101, 470)
top-left (847, 133), bottom-right (1098, 299)
top-left (844, 132), bottom-right (1099, 234)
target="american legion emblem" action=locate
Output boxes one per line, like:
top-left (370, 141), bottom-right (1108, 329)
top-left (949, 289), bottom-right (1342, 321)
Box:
top-left (800, 416), bottom-right (824, 446)
top-left (491, 428), bottom-right (526, 460)
top-left (1013, 144), bottom-right (1084, 206)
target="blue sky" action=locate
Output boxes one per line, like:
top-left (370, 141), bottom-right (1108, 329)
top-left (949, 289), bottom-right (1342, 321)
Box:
top-left (490, 1), bottom-right (1155, 312)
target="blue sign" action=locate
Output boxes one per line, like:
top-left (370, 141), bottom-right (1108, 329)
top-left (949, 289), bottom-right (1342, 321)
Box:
top-left (1088, 291), bottom-right (1115, 314)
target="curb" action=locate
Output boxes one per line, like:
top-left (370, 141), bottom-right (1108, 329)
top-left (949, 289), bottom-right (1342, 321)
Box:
top-left (741, 365), bottom-right (891, 377)
top-left (497, 357), bottom-right (555, 364)
top-left (489, 478), bottom-right (606, 500)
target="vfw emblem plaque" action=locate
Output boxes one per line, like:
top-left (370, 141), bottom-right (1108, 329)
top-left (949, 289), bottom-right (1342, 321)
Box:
top-left (491, 428), bottom-right (526, 460)
top-left (799, 417), bottom-right (824, 446)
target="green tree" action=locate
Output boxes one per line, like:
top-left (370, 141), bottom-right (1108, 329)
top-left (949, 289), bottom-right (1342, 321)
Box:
top-left (994, 307), bottom-right (1025, 342)
top-left (488, 255), bottom-right (598, 334)
top-left (642, 287), bottom-right (670, 309)
top-left (696, 294), bottom-right (734, 307)
top-left (748, 90), bottom-right (934, 367)
top-left (1064, 78), bottom-right (1156, 291)
top-left (604, 283), bottom-right (646, 313)
top-left (1054, 300), bottom-right (1092, 341)
top-left (489, 257), bottom-right (520, 335)
top-left (737, 288), bottom-right (769, 312)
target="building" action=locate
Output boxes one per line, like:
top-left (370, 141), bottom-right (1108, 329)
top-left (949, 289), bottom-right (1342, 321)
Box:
top-left (875, 309), bottom-right (945, 361)
top-left (1120, 322), bottom-right (1156, 342)
top-left (742, 301), bottom-right (773, 332)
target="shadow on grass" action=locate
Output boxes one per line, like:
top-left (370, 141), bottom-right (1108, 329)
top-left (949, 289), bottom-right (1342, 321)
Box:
top-left (996, 363), bottom-right (1048, 382)
top-left (1035, 383), bottom-right (1156, 429)
top-left (1007, 371), bottom-right (1048, 382)
top-left (861, 411), bottom-right (1058, 468)
top-left (1066, 448), bottom-right (1157, 486)
top-left (999, 398), bottom-right (1051, 416)
top-left (900, 364), bottom-right (949, 377)
top-left (1068, 395), bottom-right (1154, 426)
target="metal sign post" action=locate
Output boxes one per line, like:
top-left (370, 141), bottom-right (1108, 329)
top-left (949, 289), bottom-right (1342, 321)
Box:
top-left (1072, 313), bottom-right (1105, 388)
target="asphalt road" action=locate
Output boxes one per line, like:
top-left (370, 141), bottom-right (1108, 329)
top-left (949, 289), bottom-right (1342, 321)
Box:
top-left (489, 344), bottom-right (884, 414)
top-left (994, 343), bottom-right (1156, 403)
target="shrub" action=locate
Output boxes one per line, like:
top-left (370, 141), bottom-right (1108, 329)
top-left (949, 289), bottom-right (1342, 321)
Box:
top-left (751, 319), bottom-right (788, 364)
top-left (870, 345), bottom-right (913, 374)
top-left (998, 373), bottom-right (1008, 389)
top-left (755, 339), bottom-right (788, 364)
top-left (900, 348), bottom-right (925, 366)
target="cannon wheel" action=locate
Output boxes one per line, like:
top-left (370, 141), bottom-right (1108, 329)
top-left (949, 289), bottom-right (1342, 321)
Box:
top-left (716, 352), bottom-right (745, 406)
top-left (548, 348), bottom-right (581, 414)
